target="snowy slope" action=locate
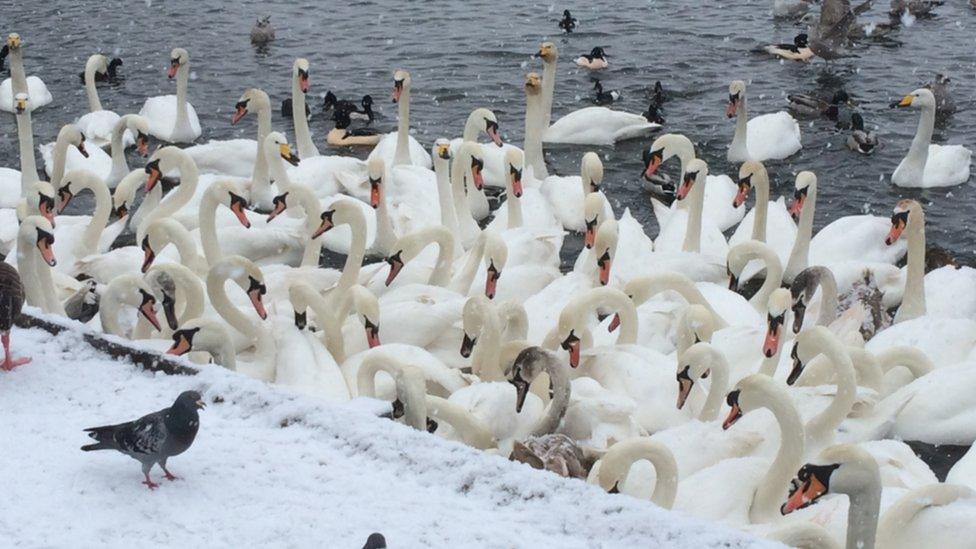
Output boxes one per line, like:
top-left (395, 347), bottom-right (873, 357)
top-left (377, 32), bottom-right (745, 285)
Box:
top-left (1, 323), bottom-right (776, 548)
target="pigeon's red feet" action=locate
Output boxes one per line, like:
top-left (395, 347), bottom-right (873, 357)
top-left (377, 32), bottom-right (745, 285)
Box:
top-left (163, 471), bottom-right (179, 481)
top-left (2, 356), bottom-right (31, 371)
top-left (142, 479), bottom-right (159, 490)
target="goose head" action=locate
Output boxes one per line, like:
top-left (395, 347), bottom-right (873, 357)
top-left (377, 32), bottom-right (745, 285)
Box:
top-left (525, 72), bottom-right (542, 97)
top-left (677, 158), bottom-right (707, 201)
top-left (20, 215), bottom-right (57, 267)
top-left (727, 80), bottom-right (746, 118)
top-left (13, 92), bottom-right (28, 115)
top-left (468, 108), bottom-right (503, 147)
top-left (293, 58), bottom-right (310, 93)
top-left (505, 147), bottom-right (524, 199)
top-left (884, 199), bottom-right (921, 245)
top-left (790, 266), bottom-right (829, 334)
top-left (232, 88), bottom-right (270, 125)
top-left (535, 42), bottom-right (558, 63)
top-left (894, 87), bottom-right (936, 112)
top-left (763, 288), bottom-right (791, 358)
top-left (735, 161), bottom-right (767, 208)
top-left (581, 151), bottom-right (603, 193)
top-left (583, 192), bottom-right (608, 248)
top-left (167, 47), bottom-right (189, 79)
top-left (788, 171), bottom-right (816, 222)
top-left (264, 131), bottom-right (300, 167)
top-left (642, 133), bottom-right (693, 180)
top-left (508, 346), bottom-right (556, 413)
top-left (782, 444), bottom-right (877, 515)
top-left (55, 169), bottom-right (102, 214)
top-left (392, 69), bottom-right (411, 103)
top-left (367, 156), bottom-right (386, 209)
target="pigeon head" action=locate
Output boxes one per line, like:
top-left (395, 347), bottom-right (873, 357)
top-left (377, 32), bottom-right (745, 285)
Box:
top-left (174, 390), bottom-right (206, 411)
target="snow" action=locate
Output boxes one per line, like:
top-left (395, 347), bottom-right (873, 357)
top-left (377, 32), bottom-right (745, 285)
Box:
top-left (2, 318), bottom-right (777, 548)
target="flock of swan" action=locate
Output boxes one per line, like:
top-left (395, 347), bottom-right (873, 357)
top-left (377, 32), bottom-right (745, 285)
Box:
top-left (2, 19), bottom-right (976, 549)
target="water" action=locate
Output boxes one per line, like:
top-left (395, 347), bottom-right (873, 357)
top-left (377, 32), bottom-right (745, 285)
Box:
top-left (4, 0), bottom-right (975, 264)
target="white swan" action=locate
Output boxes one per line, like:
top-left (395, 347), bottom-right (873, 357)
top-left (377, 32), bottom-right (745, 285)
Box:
top-left (289, 58), bottom-right (319, 159)
top-left (727, 161), bottom-right (796, 282)
top-left (39, 125), bottom-right (107, 188)
top-left (105, 115), bottom-right (150, 187)
top-left (12, 216), bottom-right (63, 315)
top-left (448, 107), bottom-right (511, 188)
top-left (139, 47), bottom-right (202, 143)
top-left (726, 80), bottom-right (802, 162)
top-left (366, 70), bottom-right (432, 169)
top-left (99, 273), bottom-right (163, 338)
top-left (75, 54), bottom-right (136, 151)
top-left (891, 88), bottom-right (971, 188)
top-left (539, 151), bottom-right (610, 232)
top-left (167, 317), bottom-right (275, 382)
top-left (589, 437), bottom-right (679, 508)
top-left (0, 34), bottom-right (52, 112)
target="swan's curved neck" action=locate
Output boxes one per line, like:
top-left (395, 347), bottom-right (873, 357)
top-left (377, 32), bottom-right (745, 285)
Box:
top-left (877, 347), bottom-right (932, 380)
top-left (427, 232), bottom-right (455, 287)
top-left (506, 176), bottom-right (523, 229)
top-left (751, 174), bottom-right (770, 241)
top-left (49, 135), bottom-right (72, 189)
top-left (16, 110), bottom-right (38, 195)
top-left (682, 174), bottom-right (705, 253)
top-left (174, 63), bottom-right (191, 137)
top-left (335, 209), bottom-right (368, 296)
top-left (749, 386), bottom-right (805, 523)
top-left (540, 57), bottom-right (557, 131)
top-left (532, 354), bottom-right (570, 437)
top-left (394, 85), bottom-right (411, 167)
top-left (250, 105), bottom-right (273, 200)
top-left (785, 182), bottom-right (816, 283)
top-left (877, 484), bottom-right (973, 549)
top-left (896, 208), bottom-right (926, 323)
top-left (815, 270), bottom-right (839, 327)
top-left (450, 233), bottom-right (488, 295)
top-left (84, 62), bottom-right (102, 112)
top-left (598, 439), bottom-right (678, 509)
top-left (696, 347), bottom-right (730, 422)
top-left (671, 146), bottom-right (694, 211)
top-left (198, 191), bottom-right (226, 265)
top-left (803, 332), bottom-right (856, 450)
top-left (292, 78), bottom-right (319, 159)
top-left (265, 143), bottom-right (293, 196)
top-left (282, 185), bottom-right (323, 267)
top-left (138, 154), bottom-right (198, 242)
top-left (582, 289), bottom-right (638, 345)
top-left (110, 120), bottom-right (131, 179)
top-left (470, 304), bottom-right (503, 381)
top-left (358, 357), bottom-right (427, 430)
top-left (372, 180), bottom-right (397, 257)
top-left (450, 151), bottom-right (481, 248)
top-left (746, 249), bottom-right (783, 312)
top-left (99, 288), bottom-right (128, 337)
top-left (524, 90), bottom-right (548, 179)
top-left (78, 181), bottom-right (112, 256)
top-left (206, 271), bottom-right (258, 341)
top-left (632, 276), bottom-right (728, 329)
top-left (425, 395), bottom-right (496, 450)
top-left (158, 221), bottom-right (206, 273)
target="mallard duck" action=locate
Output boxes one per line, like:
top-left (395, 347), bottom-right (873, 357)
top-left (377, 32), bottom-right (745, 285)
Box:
top-left (847, 113), bottom-right (878, 155)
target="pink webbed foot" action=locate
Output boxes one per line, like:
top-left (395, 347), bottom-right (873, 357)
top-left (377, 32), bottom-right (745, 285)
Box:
top-left (1, 356), bottom-right (30, 371)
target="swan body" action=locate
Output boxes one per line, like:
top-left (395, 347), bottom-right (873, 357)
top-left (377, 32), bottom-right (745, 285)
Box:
top-left (727, 80), bottom-right (802, 162)
top-left (892, 88), bottom-right (971, 188)
top-left (0, 34), bottom-right (52, 112)
top-left (139, 48), bottom-right (202, 143)
top-left (544, 107), bottom-right (660, 145)
top-left (366, 70), bottom-right (431, 169)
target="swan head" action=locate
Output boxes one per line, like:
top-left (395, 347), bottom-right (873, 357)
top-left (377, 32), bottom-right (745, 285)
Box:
top-left (27, 182), bottom-right (56, 227)
top-left (145, 146), bottom-right (187, 192)
top-left (210, 180), bottom-right (251, 228)
top-left (505, 148), bottom-right (524, 199)
top-left (383, 226), bottom-right (456, 287)
top-left (722, 373), bottom-right (780, 430)
top-left (264, 131), bottom-right (300, 166)
top-left (788, 171), bottom-right (816, 222)
top-left (167, 319), bottom-right (234, 365)
top-left (367, 157), bottom-right (386, 209)
top-left (643, 133), bottom-right (694, 180)
top-left (524, 72), bottom-right (542, 96)
top-left (56, 124), bottom-right (89, 160)
top-left (232, 88), bottom-right (270, 125)
top-left (112, 170), bottom-right (147, 220)
top-left (786, 326), bottom-right (835, 386)
top-left (508, 346), bottom-right (556, 412)
top-left (727, 80), bottom-right (746, 118)
top-left (20, 215), bottom-right (57, 267)
top-left (461, 295), bottom-right (491, 358)
top-left (581, 152), bottom-right (603, 193)
top-left (763, 288), bottom-right (791, 358)
top-left (106, 274), bottom-right (162, 332)
top-left (592, 219), bottom-right (617, 287)
top-left (484, 231), bottom-right (507, 299)
top-left (790, 266), bottom-right (830, 334)
top-left (392, 69), bottom-right (410, 103)
top-left (13, 92), bottom-right (28, 114)
top-left (56, 169), bottom-right (102, 214)
top-left (885, 199), bottom-right (921, 246)
top-left (782, 444), bottom-right (877, 515)
top-left (293, 58), bottom-right (310, 93)
top-left (535, 42), bottom-right (558, 62)
top-left (894, 88), bottom-right (935, 111)
top-left (676, 341), bottom-right (718, 409)
top-left (87, 54), bottom-right (109, 75)
top-left (735, 161), bottom-right (766, 208)
top-left (676, 158), bottom-right (707, 201)
top-left (432, 138), bottom-right (452, 161)
top-left (583, 192), bottom-right (607, 249)
top-left (354, 287), bottom-right (382, 349)
top-left (145, 266), bottom-right (183, 330)
top-left (122, 114), bottom-right (151, 157)
top-left (5, 33), bottom-right (22, 53)
top-left (468, 108), bottom-right (503, 147)
top-left (461, 142), bottom-right (486, 191)
top-left (211, 256), bottom-right (268, 320)
top-left (168, 47), bottom-right (189, 78)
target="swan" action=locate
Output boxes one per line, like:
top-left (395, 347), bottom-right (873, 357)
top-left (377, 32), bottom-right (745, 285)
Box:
top-left (448, 107), bottom-right (510, 188)
top-left (289, 58), bottom-right (318, 159)
top-left (727, 240), bottom-right (785, 313)
top-left (205, 255), bottom-right (273, 354)
top-left (4, 92), bottom-right (39, 203)
top-left (289, 282), bottom-right (381, 365)
top-left (727, 161), bottom-right (796, 282)
top-left (142, 218), bottom-right (209, 275)
top-left (538, 151), bottom-right (610, 232)
top-left (138, 147), bottom-right (200, 238)
top-left (642, 133), bottom-right (745, 232)
top-left (891, 88), bottom-right (971, 188)
top-left (139, 262), bottom-right (206, 338)
top-left (110, 169), bottom-right (156, 236)
top-left (782, 443), bottom-right (976, 549)
top-left (726, 80), bottom-right (802, 163)
top-left (534, 43), bottom-right (660, 145)
top-left (139, 47), bottom-right (202, 143)
top-left (104, 115), bottom-right (150, 187)
top-left (167, 318), bottom-right (275, 381)
top-left (366, 70), bottom-right (432, 169)
top-left (51, 169), bottom-right (125, 277)
top-left (0, 33), bottom-right (52, 112)
top-left (12, 216), bottom-right (63, 315)
top-left (39, 125), bottom-right (103, 189)
top-left (450, 141), bottom-right (490, 247)
top-left (99, 273), bottom-right (163, 338)
top-left (885, 199), bottom-right (976, 323)
top-left (75, 54), bottom-right (138, 152)
top-left (589, 438), bottom-right (679, 508)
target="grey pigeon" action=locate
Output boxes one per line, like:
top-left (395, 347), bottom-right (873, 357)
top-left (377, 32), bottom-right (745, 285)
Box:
top-left (82, 390), bottom-right (205, 489)
top-left (250, 16), bottom-right (275, 46)
top-left (363, 533), bottom-right (387, 549)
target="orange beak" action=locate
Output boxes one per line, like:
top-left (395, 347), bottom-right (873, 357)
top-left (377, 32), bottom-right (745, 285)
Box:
top-left (608, 312), bottom-right (621, 332)
top-left (38, 199), bottom-right (56, 226)
top-left (249, 289), bottom-right (267, 320)
top-left (312, 213), bottom-right (334, 239)
top-left (365, 320), bottom-right (381, 348)
top-left (146, 167), bottom-right (161, 193)
top-left (167, 60), bottom-right (179, 79)
top-left (471, 163), bottom-right (485, 191)
top-left (567, 338), bottom-right (580, 368)
top-left (230, 198), bottom-right (251, 228)
top-left (763, 325), bottom-right (780, 358)
top-left (726, 98), bottom-right (738, 118)
top-left (788, 194), bottom-right (805, 222)
top-left (598, 251), bottom-right (612, 286)
top-left (676, 176), bottom-right (694, 201)
top-left (722, 402), bottom-right (742, 430)
top-left (485, 264), bottom-right (500, 299)
top-left (885, 220), bottom-right (905, 245)
top-left (677, 377), bottom-right (694, 410)
top-left (167, 333), bottom-right (193, 355)
top-left (369, 178), bottom-right (381, 209)
top-left (644, 154), bottom-right (662, 179)
top-left (299, 73), bottom-right (310, 94)
top-left (486, 123), bottom-right (504, 147)
top-left (141, 240), bottom-right (156, 273)
top-left (140, 298), bottom-right (162, 332)
top-left (733, 182), bottom-right (750, 208)
top-left (231, 105), bottom-right (248, 125)
top-left (781, 475), bottom-right (828, 515)
top-left (37, 234), bottom-right (56, 267)
top-left (511, 170), bottom-right (523, 198)
top-left (385, 255), bottom-right (405, 287)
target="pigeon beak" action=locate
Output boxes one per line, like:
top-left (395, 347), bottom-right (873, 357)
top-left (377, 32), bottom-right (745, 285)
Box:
top-left (195, 399), bottom-right (206, 410)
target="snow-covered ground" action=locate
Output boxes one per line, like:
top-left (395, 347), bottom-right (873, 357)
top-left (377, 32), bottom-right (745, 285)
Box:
top-left (2, 322), bottom-right (776, 548)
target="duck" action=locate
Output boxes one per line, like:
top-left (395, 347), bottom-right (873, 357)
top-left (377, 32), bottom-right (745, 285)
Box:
top-left (925, 72), bottom-right (954, 117)
top-left (727, 80), bottom-right (802, 163)
top-left (764, 33), bottom-right (814, 61)
top-left (558, 9), bottom-right (577, 32)
top-left (787, 89), bottom-right (853, 124)
top-left (323, 91), bottom-right (375, 123)
top-left (138, 47), bottom-right (202, 143)
top-left (327, 110), bottom-right (382, 147)
top-left (575, 47), bottom-right (608, 70)
top-left (593, 81), bottom-right (619, 104)
top-left (366, 70), bottom-right (432, 169)
top-left (847, 113), bottom-right (879, 155)
top-left (0, 33), bottom-right (52, 113)
top-left (891, 88), bottom-right (970, 188)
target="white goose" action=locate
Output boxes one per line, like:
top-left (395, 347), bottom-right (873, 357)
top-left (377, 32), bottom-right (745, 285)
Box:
top-left (366, 70), bottom-right (432, 169)
top-left (726, 79), bottom-right (802, 163)
top-left (891, 88), bottom-right (971, 188)
top-left (139, 47), bottom-right (202, 143)
top-left (0, 33), bottom-right (52, 112)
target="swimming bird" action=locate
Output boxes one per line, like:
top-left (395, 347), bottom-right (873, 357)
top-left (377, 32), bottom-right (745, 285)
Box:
top-left (77, 57), bottom-right (122, 83)
top-left (593, 81), bottom-right (619, 104)
top-left (0, 263), bottom-right (29, 370)
top-left (559, 10), bottom-right (577, 33)
top-left (925, 73), bottom-right (955, 117)
top-left (890, 0), bottom-right (944, 18)
top-left (575, 47), bottom-right (608, 70)
top-left (787, 89), bottom-right (853, 124)
top-left (808, 0), bottom-right (872, 60)
top-left (250, 16), bottom-right (275, 46)
top-left (847, 113), bottom-right (878, 155)
top-left (81, 390), bottom-right (205, 489)
top-left (764, 33), bottom-right (814, 61)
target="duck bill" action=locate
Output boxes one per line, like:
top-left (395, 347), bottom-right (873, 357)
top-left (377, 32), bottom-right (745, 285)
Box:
top-left (788, 195), bottom-right (805, 222)
top-left (763, 325), bottom-right (780, 358)
top-left (167, 334), bottom-right (193, 355)
top-left (248, 289), bottom-right (268, 320)
top-left (676, 378), bottom-right (694, 409)
top-left (885, 222), bottom-right (905, 246)
top-left (140, 301), bottom-right (162, 332)
top-left (781, 476), bottom-right (827, 515)
top-left (733, 183), bottom-right (750, 208)
top-left (385, 258), bottom-right (405, 286)
top-left (460, 332), bottom-right (476, 358)
top-left (722, 403), bottom-right (742, 430)
top-left (726, 99), bottom-right (738, 118)
top-left (608, 312), bottom-right (621, 332)
top-left (230, 200), bottom-right (251, 228)
top-left (167, 61), bottom-right (179, 79)
top-left (231, 105), bottom-right (248, 125)
top-left (37, 237), bottom-right (57, 267)
top-left (487, 125), bottom-right (504, 147)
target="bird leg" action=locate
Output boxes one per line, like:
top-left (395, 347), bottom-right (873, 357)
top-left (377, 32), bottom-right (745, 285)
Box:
top-left (142, 472), bottom-right (159, 490)
top-left (161, 464), bottom-right (179, 482)
top-left (1, 331), bottom-right (31, 371)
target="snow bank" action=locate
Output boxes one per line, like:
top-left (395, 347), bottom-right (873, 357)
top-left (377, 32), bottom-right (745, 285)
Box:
top-left (1, 325), bottom-right (777, 548)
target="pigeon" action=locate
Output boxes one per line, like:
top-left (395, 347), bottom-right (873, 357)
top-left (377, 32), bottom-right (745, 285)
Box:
top-left (363, 533), bottom-right (387, 549)
top-left (82, 390), bottom-right (205, 489)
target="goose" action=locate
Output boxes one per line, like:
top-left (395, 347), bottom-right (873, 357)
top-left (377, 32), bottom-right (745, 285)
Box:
top-left (575, 47), bottom-right (608, 69)
top-left (643, 134), bottom-right (745, 232)
top-left (447, 107), bottom-right (510, 189)
top-left (366, 70), bottom-right (432, 169)
top-left (99, 273), bottom-right (163, 338)
top-left (75, 54), bottom-right (136, 150)
top-left (782, 443), bottom-right (976, 549)
top-left (533, 43), bottom-right (660, 146)
top-left (726, 80), bottom-right (802, 163)
top-left (727, 161), bottom-right (797, 282)
top-left (847, 113), bottom-right (879, 155)
top-left (588, 438), bottom-right (679, 507)
top-left (891, 88), bottom-right (970, 188)
top-left (0, 262), bottom-right (29, 370)
top-left (139, 47), bottom-right (202, 143)
top-left (0, 34), bottom-right (52, 113)
top-left (289, 58), bottom-right (319, 159)
top-left (764, 33), bottom-right (814, 61)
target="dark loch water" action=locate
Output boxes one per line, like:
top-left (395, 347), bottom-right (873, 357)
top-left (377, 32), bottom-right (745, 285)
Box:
top-left (3, 1), bottom-right (975, 263)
